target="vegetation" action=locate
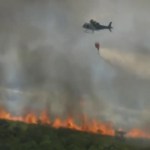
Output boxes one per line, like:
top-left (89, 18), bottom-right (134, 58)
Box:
top-left (0, 119), bottom-right (149, 150)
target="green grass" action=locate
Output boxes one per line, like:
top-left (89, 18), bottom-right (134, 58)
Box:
top-left (0, 119), bottom-right (149, 150)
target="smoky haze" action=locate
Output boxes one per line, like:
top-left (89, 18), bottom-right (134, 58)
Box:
top-left (0, 0), bottom-right (150, 131)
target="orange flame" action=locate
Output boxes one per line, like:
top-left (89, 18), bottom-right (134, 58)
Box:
top-left (127, 129), bottom-right (150, 139)
top-left (0, 108), bottom-right (150, 139)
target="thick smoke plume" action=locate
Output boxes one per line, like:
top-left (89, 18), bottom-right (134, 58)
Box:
top-left (0, 0), bottom-right (103, 120)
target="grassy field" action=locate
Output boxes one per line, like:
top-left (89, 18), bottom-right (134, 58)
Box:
top-left (0, 119), bottom-right (149, 150)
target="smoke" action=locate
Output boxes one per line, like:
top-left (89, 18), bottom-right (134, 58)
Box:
top-left (0, 0), bottom-right (150, 131)
top-left (99, 48), bottom-right (150, 130)
top-left (0, 0), bottom-right (101, 118)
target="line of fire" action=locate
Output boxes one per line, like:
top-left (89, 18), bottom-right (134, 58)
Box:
top-left (0, 108), bottom-right (150, 139)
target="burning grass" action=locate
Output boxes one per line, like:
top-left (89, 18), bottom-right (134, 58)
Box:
top-left (0, 119), bottom-right (149, 150)
top-left (0, 108), bottom-right (150, 139)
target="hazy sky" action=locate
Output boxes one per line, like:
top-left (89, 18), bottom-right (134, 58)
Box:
top-left (0, 0), bottom-right (150, 131)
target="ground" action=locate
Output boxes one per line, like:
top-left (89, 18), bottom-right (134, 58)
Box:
top-left (0, 119), bottom-right (149, 150)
